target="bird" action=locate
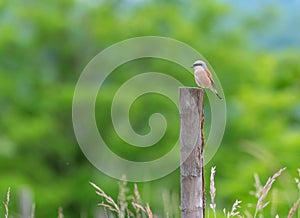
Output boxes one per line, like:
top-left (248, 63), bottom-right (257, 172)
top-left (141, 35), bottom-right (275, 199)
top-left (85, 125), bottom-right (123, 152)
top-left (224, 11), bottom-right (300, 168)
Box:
top-left (191, 60), bottom-right (222, 99)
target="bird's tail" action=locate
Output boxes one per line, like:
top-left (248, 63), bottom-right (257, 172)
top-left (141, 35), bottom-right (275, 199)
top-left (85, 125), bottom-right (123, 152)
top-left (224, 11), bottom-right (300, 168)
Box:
top-left (211, 88), bottom-right (222, 100)
top-left (215, 91), bottom-right (222, 100)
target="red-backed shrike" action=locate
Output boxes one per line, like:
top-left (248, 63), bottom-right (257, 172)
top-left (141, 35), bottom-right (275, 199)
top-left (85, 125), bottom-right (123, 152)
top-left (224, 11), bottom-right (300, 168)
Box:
top-left (192, 60), bottom-right (222, 99)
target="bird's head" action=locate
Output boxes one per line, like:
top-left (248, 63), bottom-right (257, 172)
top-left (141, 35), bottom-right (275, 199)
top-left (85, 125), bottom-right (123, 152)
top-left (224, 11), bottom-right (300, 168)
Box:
top-left (191, 60), bottom-right (207, 69)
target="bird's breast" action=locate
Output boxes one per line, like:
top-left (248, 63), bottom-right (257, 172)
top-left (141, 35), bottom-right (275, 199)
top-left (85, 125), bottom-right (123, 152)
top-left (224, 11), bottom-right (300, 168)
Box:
top-left (194, 69), bottom-right (211, 88)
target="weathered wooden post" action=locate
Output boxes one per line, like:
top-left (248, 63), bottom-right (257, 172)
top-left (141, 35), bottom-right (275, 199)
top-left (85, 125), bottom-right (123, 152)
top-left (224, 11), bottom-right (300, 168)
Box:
top-left (179, 87), bottom-right (205, 218)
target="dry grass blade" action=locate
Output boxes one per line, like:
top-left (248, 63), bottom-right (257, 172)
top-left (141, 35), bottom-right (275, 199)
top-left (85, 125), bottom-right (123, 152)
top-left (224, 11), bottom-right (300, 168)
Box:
top-left (58, 207), bottom-right (64, 218)
top-left (90, 182), bottom-right (120, 213)
top-left (31, 203), bottom-right (35, 218)
top-left (244, 210), bottom-right (253, 218)
top-left (126, 207), bottom-right (134, 217)
top-left (224, 200), bottom-right (242, 218)
top-left (4, 187), bottom-right (10, 218)
top-left (132, 202), bottom-right (146, 213)
top-left (145, 203), bottom-right (153, 218)
top-left (91, 181), bottom-right (156, 217)
top-left (295, 169), bottom-right (300, 190)
top-left (287, 198), bottom-right (300, 218)
top-left (134, 184), bottom-right (141, 203)
top-left (250, 173), bottom-right (263, 198)
top-left (118, 178), bottom-right (128, 218)
top-left (132, 202), bottom-right (154, 218)
top-left (254, 168), bottom-right (286, 218)
top-left (132, 183), bottom-right (142, 217)
top-left (98, 203), bottom-right (119, 213)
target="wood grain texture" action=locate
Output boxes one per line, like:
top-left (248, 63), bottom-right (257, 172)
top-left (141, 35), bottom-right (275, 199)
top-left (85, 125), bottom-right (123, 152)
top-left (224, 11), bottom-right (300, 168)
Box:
top-left (179, 87), bottom-right (205, 218)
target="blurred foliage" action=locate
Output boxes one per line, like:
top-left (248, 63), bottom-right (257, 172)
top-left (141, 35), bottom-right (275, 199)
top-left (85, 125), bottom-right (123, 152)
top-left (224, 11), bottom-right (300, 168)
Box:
top-left (0, 0), bottom-right (300, 217)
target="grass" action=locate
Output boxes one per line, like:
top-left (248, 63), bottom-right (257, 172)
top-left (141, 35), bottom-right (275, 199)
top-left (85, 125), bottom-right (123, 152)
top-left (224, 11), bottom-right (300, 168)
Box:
top-left (2, 168), bottom-right (300, 217)
top-left (208, 167), bottom-right (300, 218)
top-left (90, 177), bottom-right (154, 218)
top-left (4, 187), bottom-right (10, 218)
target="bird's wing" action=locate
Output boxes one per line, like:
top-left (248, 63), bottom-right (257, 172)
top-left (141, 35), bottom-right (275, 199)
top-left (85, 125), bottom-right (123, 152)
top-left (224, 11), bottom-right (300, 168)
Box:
top-left (204, 69), bottom-right (216, 88)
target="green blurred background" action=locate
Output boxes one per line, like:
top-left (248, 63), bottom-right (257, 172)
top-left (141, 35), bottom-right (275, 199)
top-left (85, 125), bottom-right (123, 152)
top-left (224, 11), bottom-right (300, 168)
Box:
top-left (0, 0), bottom-right (299, 217)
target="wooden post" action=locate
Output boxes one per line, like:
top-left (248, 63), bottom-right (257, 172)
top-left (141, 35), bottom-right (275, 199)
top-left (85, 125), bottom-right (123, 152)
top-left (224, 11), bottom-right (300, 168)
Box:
top-left (179, 87), bottom-right (205, 218)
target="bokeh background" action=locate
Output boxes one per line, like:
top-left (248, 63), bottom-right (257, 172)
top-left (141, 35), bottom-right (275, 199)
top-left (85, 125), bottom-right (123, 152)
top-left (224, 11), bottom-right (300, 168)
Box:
top-left (1, 0), bottom-right (299, 217)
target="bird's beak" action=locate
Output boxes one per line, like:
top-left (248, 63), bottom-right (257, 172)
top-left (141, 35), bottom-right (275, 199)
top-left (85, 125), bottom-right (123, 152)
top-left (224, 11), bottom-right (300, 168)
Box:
top-left (191, 65), bottom-right (194, 68)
